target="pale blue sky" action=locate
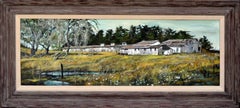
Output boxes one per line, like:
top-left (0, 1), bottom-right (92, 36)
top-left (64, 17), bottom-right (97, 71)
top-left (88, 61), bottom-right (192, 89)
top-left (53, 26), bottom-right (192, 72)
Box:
top-left (96, 20), bottom-right (220, 50)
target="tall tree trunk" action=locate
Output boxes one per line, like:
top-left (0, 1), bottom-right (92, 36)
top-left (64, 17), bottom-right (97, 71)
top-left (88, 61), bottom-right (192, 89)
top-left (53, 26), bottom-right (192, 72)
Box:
top-left (30, 39), bottom-right (37, 56)
top-left (66, 45), bottom-right (70, 54)
top-left (45, 48), bottom-right (49, 55)
top-left (31, 48), bottom-right (36, 56)
top-left (45, 45), bottom-right (50, 55)
top-left (65, 22), bottom-right (71, 54)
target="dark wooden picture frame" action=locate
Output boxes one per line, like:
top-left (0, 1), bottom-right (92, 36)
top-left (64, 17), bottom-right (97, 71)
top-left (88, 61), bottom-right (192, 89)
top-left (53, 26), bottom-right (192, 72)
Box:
top-left (1, 0), bottom-right (239, 107)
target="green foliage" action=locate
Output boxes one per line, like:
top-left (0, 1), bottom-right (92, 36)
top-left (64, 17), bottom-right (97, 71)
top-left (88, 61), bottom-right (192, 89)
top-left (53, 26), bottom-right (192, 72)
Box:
top-left (88, 25), bottom-right (194, 45)
top-left (199, 36), bottom-right (213, 50)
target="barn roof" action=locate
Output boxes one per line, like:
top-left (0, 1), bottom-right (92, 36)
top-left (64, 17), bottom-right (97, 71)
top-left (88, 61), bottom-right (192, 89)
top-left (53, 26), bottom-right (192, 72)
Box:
top-left (134, 40), bottom-right (160, 45)
top-left (161, 39), bottom-right (198, 47)
top-left (121, 40), bottom-right (160, 49)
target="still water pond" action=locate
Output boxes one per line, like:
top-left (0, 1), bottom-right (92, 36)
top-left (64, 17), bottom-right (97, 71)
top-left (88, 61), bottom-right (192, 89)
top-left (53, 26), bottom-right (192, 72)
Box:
top-left (44, 80), bottom-right (70, 85)
top-left (42, 71), bottom-right (102, 85)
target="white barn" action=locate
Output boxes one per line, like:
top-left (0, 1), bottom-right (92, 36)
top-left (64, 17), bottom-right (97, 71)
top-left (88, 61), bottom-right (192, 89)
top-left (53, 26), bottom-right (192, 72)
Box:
top-left (161, 39), bottom-right (201, 54)
top-left (119, 40), bottom-right (160, 55)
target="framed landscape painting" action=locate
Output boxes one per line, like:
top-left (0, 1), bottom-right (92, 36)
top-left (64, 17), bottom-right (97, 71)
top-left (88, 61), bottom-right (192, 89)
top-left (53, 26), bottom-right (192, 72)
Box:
top-left (16, 15), bottom-right (225, 92)
top-left (1, 0), bottom-right (240, 108)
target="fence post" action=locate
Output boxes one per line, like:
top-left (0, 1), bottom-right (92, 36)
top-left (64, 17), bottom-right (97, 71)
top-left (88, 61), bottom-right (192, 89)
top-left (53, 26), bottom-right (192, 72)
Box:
top-left (61, 63), bottom-right (64, 79)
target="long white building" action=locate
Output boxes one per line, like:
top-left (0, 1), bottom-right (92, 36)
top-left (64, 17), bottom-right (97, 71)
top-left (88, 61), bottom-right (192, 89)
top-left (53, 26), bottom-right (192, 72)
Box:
top-left (64, 39), bottom-right (201, 55)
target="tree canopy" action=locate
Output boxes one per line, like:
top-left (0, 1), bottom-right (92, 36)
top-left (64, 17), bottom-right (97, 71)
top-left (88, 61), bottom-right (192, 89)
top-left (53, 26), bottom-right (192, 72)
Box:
top-left (88, 25), bottom-right (194, 45)
top-left (199, 36), bottom-right (213, 50)
top-left (21, 19), bottom-right (97, 55)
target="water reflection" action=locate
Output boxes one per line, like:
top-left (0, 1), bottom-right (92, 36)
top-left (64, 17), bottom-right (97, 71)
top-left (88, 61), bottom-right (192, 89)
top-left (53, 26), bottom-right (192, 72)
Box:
top-left (44, 80), bottom-right (69, 85)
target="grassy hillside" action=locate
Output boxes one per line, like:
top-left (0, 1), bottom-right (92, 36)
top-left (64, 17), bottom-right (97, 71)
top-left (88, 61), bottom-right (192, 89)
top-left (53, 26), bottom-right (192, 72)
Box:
top-left (21, 47), bottom-right (220, 86)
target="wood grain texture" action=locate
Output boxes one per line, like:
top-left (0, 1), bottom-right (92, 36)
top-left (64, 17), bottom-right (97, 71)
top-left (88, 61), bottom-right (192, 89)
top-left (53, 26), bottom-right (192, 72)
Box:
top-left (236, 1), bottom-right (240, 104)
top-left (0, 0), bottom-right (3, 107)
top-left (1, 0), bottom-right (239, 7)
top-left (1, 0), bottom-right (240, 107)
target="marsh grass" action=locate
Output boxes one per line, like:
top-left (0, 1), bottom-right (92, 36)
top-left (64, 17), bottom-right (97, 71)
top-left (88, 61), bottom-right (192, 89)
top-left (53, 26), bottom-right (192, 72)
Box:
top-left (21, 47), bottom-right (220, 86)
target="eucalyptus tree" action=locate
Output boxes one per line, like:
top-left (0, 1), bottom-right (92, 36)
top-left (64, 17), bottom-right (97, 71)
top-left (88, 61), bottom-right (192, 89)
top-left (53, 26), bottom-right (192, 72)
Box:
top-left (57, 19), bottom-right (77, 53)
top-left (39, 19), bottom-right (57, 54)
top-left (55, 19), bottom-right (98, 54)
top-left (52, 19), bottom-right (67, 51)
top-left (73, 19), bottom-right (98, 46)
top-left (21, 19), bottom-right (50, 56)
